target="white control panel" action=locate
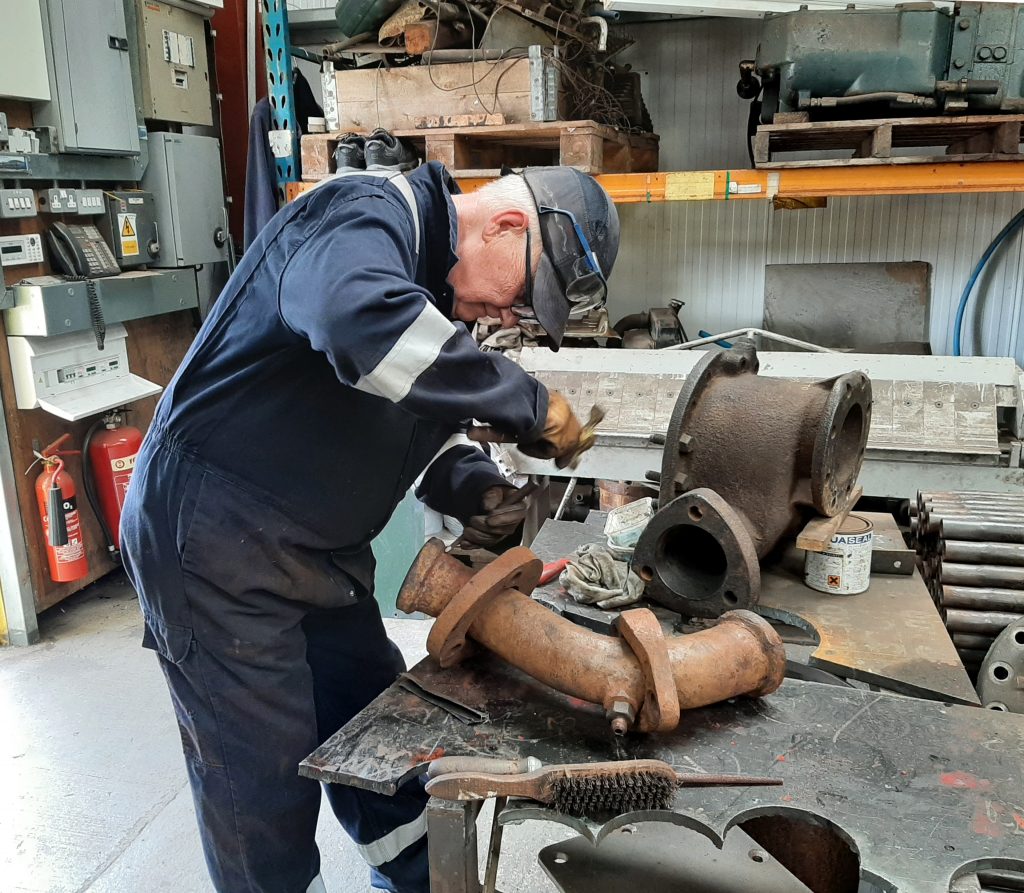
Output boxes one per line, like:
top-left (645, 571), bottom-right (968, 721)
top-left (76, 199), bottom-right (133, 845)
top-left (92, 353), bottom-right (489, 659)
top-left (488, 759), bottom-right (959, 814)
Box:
top-left (7, 324), bottom-right (162, 420)
top-left (0, 233), bottom-right (44, 267)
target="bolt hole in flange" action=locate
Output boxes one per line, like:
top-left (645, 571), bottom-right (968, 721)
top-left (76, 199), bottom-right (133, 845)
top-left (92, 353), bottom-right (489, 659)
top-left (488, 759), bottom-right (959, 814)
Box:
top-left (724, 590), bottom-right (739, 606)
top-left (749, 848), bottom-right (768, 863)
top-left (991, 662), bottom-right (1012, 682)
top-left (639, 565), bottom-right (654, 582)
top-left (1015, 629), bottom-right (1024, 646)
top-left (688, 505), bottom-right (703, 522)
top-left (553, 852), bottom-right (569, 865)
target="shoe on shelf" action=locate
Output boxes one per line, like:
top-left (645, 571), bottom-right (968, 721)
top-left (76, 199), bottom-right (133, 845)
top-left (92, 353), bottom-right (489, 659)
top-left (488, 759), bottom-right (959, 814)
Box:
top-left (364, 128), bottom-right (420, 172)
top-left (333, 133), bottom-right (366, 172)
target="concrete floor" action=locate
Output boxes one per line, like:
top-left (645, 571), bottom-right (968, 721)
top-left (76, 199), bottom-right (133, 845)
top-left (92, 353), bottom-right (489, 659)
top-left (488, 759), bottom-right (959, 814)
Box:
top-left (0, 572), bottom-right (574, 893)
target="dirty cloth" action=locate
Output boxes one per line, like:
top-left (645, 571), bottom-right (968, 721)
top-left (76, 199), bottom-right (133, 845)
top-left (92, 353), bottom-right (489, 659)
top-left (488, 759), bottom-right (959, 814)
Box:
top-left (560, 542), bottom-right (645, 609)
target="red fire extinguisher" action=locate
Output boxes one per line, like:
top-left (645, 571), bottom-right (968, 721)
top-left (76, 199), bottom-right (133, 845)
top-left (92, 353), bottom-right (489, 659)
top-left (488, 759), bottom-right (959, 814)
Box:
top-left (85, 411), bottom-right (143, 554)
top-left (32, 434), bottom-right (90, 583)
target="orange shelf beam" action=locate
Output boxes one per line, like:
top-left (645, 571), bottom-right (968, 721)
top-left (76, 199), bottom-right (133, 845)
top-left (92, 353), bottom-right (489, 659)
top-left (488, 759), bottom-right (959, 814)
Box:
top-left (286, 161), bottom-right (1024, 205)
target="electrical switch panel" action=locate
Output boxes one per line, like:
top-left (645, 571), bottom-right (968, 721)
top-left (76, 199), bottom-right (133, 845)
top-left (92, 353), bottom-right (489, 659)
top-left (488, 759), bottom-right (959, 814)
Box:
top-left (0, 189), bottom-right (37, 219)
top-left (75, 190), bottom-right (105, 215)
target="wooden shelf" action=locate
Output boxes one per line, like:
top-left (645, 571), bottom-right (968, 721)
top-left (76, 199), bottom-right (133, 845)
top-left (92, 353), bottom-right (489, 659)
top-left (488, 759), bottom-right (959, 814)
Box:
top-left (286, 160), bottom-right (1024, 205)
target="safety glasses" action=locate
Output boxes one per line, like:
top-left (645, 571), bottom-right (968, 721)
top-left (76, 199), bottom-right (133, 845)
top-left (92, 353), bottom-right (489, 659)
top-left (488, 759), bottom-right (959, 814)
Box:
top-left (513, 207), bottom-right (608, 321)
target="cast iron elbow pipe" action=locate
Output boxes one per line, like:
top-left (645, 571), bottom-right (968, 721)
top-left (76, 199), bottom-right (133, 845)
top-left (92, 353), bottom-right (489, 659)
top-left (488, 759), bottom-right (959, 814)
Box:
top-left (398, 540), bottom-right (786, 735)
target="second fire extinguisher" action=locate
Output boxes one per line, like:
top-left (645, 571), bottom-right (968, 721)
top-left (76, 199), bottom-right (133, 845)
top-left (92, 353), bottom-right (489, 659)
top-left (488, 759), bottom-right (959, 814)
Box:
top-left (85, 411), bottom-right (143, 556)
top-left (32, 434), bottom-right (89, 583)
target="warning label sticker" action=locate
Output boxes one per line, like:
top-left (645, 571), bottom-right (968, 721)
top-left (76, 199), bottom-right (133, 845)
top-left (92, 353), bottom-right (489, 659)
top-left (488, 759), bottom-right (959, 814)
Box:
top-left (110, 452), bottom-right (138, 510)
top-left (118, 213), bottom-right (139, 256)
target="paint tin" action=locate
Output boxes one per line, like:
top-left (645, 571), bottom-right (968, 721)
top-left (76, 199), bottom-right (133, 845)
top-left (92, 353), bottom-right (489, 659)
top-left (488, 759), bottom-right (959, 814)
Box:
top-left (804, 514), bottom-right (874, 595)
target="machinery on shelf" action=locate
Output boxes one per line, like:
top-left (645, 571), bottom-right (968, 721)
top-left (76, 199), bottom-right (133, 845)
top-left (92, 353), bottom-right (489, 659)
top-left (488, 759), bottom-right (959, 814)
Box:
top-left (741, 2), bottom-right (1024, 123)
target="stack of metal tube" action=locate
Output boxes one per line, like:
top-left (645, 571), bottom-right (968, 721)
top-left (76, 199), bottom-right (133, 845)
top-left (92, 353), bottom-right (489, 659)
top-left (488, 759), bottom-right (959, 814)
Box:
top-left (912, 491), bottom-right (1024, 675)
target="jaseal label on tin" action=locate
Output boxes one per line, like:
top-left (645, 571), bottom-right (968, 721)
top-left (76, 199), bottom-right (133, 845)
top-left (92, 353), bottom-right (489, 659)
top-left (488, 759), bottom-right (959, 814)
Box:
top-left (804, 514), bottom-right (873, 595)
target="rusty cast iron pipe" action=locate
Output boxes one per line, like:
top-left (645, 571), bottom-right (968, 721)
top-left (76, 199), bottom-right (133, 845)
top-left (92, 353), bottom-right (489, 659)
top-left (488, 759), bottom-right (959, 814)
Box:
top-left (398, 542), bottom-right (786, 730)
top-left (942, 585), bottom-right (1024, 611)
top-left (941, 540), bottom-right (1024, 566)
top-left (636, 344), bottom-right (871, 619)
top-left (939, 563), bottom-right (1024, 590)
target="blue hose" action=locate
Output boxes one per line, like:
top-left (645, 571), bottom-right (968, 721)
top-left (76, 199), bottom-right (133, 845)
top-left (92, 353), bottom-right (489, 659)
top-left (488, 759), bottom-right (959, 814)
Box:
top-left (953, 207), bottom-right (1024, 356)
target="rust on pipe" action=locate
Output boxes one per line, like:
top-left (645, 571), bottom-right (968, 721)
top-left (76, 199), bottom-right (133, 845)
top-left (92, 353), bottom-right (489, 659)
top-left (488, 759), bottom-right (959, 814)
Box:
top-left (399, 540), bottom-right (786, 733)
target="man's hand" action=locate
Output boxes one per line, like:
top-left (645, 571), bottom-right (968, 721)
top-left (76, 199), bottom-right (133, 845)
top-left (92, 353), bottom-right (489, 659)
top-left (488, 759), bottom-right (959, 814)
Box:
top-left (459, 484), bottom-right (534, 547)
top-left (468, 391), bottom-right (587, 469)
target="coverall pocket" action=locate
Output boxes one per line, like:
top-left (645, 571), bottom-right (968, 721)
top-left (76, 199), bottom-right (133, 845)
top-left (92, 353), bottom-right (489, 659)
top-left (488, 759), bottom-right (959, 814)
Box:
top-left (142, 612), bottom-right (195, 665)
top-left (180, 468), bottom-right (365, 609)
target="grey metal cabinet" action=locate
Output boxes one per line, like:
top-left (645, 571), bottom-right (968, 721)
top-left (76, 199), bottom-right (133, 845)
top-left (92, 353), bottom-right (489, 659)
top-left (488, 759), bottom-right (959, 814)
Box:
top-left (34, 0), bottom-right (140, 155)
top-left (141, 133), bottom-right (227, 267)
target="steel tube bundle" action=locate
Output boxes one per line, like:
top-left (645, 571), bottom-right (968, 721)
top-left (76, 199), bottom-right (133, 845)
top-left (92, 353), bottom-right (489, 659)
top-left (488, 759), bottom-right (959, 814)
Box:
top-left (915, 490), bottom-right (1024, 674)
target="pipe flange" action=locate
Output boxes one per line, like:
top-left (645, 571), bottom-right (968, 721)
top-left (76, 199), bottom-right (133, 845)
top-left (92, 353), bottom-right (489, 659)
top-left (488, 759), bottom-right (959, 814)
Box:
top-left (632, 488), bottom-right (761, 619)
top-left (977, 618), bottom-right (1024, 714)
top-left (427, 547), bottom-right (543, 668)
top-left (656, 344), bottom-right (758, 505)
top-left (811, 371), bottom-right (872, 516)
top-left (616, 608), bottom-right (680, 733)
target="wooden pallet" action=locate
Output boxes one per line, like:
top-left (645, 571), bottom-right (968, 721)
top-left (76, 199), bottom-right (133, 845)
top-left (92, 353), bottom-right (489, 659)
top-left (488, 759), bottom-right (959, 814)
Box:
top-left (301, 120), bottom-right (659, 180)
top-left (754, 114), bottom-right (1024, 168)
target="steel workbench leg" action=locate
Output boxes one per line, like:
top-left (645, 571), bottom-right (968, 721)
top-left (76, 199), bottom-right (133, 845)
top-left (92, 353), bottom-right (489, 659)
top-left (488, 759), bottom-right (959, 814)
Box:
top-left (427, 796), bottom-right (482, 893)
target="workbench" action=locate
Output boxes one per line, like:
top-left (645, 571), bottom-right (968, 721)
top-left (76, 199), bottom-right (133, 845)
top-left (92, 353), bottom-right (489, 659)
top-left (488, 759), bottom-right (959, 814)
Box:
top-left (301, 519), bottom-right (1021, 892)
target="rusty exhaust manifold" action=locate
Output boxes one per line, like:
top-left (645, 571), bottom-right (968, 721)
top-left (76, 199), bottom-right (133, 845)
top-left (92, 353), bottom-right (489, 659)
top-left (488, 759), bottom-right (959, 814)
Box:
top-left (633, 343), bottom-right (872, 618)
top-left (398, 540), bottom-right (786, 736)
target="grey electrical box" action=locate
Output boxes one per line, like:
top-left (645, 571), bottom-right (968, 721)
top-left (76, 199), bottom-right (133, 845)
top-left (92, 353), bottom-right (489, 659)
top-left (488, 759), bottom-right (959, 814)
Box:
top-left (98, 191), bottom-right (159, 269)
top-left (0, 189), bottom-right (37, 219)
top-left (141, 133), bottom-right (227, 267)
top-left (34, 0), bottom-right (140, 155)
top-left (135, 0), bottom-right (213, 126)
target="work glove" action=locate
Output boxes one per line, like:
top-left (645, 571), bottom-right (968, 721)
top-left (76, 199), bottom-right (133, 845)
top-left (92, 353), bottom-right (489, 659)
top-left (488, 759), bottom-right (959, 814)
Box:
top-left (459, 484), bottom-right (533, 547)
top-left (468, 391), bottom-right (586, 469)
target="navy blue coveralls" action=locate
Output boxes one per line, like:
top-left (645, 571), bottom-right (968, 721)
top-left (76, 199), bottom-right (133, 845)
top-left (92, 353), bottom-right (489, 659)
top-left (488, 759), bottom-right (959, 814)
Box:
top-left (120, 162), bottom-right (549, 893)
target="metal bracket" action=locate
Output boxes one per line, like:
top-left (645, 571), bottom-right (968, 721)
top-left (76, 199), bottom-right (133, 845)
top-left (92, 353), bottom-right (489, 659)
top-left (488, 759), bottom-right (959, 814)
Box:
top-left (529, 45), bottom-right (560, 122)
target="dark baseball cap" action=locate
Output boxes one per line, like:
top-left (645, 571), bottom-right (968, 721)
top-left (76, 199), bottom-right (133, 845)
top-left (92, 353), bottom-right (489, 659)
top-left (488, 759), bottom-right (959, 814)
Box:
top-left (519, 167), bottom-right (620, 349)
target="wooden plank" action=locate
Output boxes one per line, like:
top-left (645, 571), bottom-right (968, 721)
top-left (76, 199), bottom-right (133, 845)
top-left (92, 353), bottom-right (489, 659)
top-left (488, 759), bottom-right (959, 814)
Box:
top-left (414, 114), bottom-right (505, 129)
top-left (796, 486), bottom-right (864, 553)
top-left (334, 59), bottom-right (542, 132)
top-left (758, 152), bottom-right (1023, 169)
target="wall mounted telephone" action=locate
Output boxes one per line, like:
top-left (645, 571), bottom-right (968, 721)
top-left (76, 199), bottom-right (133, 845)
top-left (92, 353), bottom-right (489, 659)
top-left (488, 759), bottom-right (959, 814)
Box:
top-left (47, 222), bottom-right (120, 279)
top-left (46, 222), bottom-right (118, 351)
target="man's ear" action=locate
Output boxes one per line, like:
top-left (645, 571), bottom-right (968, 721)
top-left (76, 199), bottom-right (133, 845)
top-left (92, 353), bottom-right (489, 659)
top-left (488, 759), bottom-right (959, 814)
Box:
top-left (482, 209), bottom-right (529, 242)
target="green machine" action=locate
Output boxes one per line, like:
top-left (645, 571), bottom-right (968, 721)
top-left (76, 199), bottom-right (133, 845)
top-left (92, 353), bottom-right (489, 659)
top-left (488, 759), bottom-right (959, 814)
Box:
top-left (740, 3), bottom-right (1024, 123)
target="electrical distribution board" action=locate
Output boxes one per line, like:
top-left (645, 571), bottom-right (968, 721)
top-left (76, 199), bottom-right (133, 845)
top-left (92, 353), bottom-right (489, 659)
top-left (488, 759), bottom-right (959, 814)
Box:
top-left (135, 0), bottom-right (214, 126)
top-left (7, 324), bottom-right (162, 420)
top-left (33, 0), bottom-right (140, 154)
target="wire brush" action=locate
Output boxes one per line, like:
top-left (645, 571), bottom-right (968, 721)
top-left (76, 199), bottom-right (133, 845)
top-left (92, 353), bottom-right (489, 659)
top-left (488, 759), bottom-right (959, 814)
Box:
top-left (424, 757), bottom-right (781, 816)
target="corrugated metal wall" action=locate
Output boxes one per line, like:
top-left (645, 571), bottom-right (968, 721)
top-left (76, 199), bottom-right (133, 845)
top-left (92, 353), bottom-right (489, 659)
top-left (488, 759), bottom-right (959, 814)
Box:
top-left (608, 19), bottom-right (1024, 363)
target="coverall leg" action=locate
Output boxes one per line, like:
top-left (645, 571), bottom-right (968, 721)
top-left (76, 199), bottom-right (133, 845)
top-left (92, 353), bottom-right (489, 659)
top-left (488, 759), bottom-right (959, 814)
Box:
top-left (122, 444), bottom-right (429, 892)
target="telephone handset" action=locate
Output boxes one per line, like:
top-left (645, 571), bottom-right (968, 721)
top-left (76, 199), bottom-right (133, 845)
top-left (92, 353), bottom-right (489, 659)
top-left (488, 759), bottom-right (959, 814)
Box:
top-left (47, 222), bottom-right (120, 279)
